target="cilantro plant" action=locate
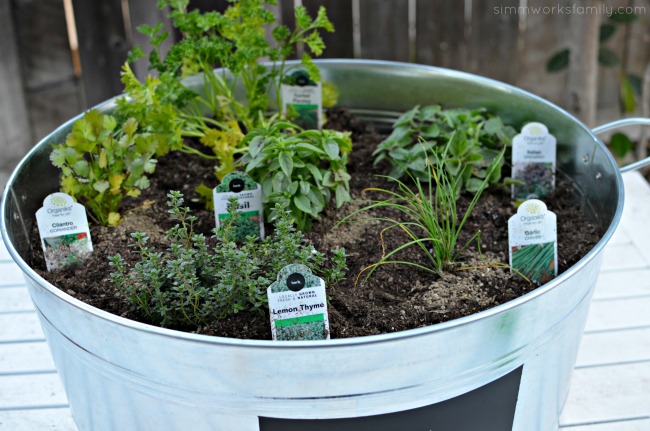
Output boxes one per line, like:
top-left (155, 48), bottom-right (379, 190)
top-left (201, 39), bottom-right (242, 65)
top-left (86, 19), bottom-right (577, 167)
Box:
top-left (50, 110), bottom-right (158, 226)
top-left (109, 191), bottom-right (346, 329)
top-left (373, 105), bottom-right (515, 194)
top-left (243, 120), bottom-right (352, 231)
top-left (345, 138), bottom-right (505, 280)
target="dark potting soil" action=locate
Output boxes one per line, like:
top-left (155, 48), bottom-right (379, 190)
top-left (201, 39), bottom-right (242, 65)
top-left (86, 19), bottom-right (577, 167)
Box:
top-left (29, 108), bottom-right (602, 340)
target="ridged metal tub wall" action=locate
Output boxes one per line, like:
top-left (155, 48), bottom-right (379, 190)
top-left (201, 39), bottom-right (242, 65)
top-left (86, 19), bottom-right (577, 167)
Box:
top-left (1, 60), bottom-right (634, 431)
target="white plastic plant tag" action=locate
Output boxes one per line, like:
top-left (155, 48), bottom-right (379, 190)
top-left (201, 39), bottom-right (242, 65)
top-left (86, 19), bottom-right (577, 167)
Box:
top-left (281, 69), bottom-right (323, 130)
top-left (35, 193), bottom-right (93, 271)
top-left (214, 172), bottom-right (264, 241)
top-left (511, 122), bottom-right (557, 202)
top-left (267, 264), bottom-right (330, 341)
top-left (508, 199), bottom-right (557, 285)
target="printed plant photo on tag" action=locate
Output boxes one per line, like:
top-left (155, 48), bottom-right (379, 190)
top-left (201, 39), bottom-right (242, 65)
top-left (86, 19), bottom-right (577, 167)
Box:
top-left (510, 242), bottom-right (556, 284)
top-left (42, 233), bottom-right (92, 271)
top-left (512, 162), bottom-right (555, 200)
top-left (214, 172), bottom-right (265, 241)
top-left (275, 314), bottom-right (327, 341)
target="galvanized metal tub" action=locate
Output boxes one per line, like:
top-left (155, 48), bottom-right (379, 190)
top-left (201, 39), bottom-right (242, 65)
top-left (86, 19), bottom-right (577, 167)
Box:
top-left (3, 60), bottom-right (649, 431)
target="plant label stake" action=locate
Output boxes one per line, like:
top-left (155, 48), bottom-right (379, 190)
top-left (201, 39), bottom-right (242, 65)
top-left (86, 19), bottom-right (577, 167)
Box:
top-left (267, 264), bottom-right (330, 341)
top-left (214, 172), bottom-right (264, 241)
top-left (508, 199), bottom-right (557, 285)
top-left (35, 193), bottom-right (93, 271)
top-left (281, 69), bottom-right (323, 130)
top-left (511, 122), bottom-right (556, 203)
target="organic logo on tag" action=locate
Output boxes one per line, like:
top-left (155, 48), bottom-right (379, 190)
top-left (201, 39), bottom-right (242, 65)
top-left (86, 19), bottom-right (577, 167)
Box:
top-left (524, 202), bottom-right (541, 215)
top-left (50, 195), bottom-right (68, 207)
top-left (528, 124), bottom-right (545, 136)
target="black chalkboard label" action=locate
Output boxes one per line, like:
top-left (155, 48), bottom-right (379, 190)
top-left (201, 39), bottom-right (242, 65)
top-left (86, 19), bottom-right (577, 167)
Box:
top-left (259, 366), bottom-right (522, 431)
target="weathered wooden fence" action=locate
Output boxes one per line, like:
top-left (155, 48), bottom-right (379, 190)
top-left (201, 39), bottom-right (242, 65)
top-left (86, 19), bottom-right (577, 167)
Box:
top-left (1, 0), bottom-right (649, 170)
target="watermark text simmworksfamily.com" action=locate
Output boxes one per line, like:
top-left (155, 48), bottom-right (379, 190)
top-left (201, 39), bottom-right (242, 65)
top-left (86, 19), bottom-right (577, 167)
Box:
top-left (494, 4), bottom-right (646, 16)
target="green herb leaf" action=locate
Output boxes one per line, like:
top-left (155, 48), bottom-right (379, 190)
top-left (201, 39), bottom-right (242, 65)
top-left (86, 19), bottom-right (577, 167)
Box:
top-left (449, 133), bottom-right (470, 157)
top-left (421, 124), bottom-right (440, 138)
top-left (465, 178), bottom-right (485, 193)
top-left (301, 53), bottom-right (321, 82)
top-left (50, 110), bottom-right (158, 226)
top-left (93, 180), bottom-right (110, 193)
top-left (374, 105), bottom-right (513, 195)
top-left (446, 159), bottom-right (462, 176)
top-left (335, 184), bottom-right (349, 208)
top-left (279, 151), bottom-right (294, 178)
top-left (293, 194), bottom-right (312, 214)
top-left (484, 117), bottom-right (503, 135)
top-left (323, 139), bottom-right (340, 160)
top-left (245, 120), bottom-right (352, 231)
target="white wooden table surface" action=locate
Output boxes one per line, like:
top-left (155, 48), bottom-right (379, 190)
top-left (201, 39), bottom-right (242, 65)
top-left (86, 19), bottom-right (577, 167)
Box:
top-left (1, 172), bottom-right (649, 430)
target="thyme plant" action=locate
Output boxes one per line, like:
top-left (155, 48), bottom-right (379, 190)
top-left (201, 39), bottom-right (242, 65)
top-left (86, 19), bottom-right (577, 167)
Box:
top-left (109, 191), bottom-right (346, 329)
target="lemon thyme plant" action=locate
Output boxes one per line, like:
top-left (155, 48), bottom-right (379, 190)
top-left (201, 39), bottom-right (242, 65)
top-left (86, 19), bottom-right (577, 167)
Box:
top-left (50, 110), bottom-right (159, 226)
top-left (109, 192), bottom-right (347, 329)
top-left (373, 105), bottom-right (515, 194)
top-left (243, 119), bottom-right (352, 231)
top-left (345, 137), bottom-right (505, 281)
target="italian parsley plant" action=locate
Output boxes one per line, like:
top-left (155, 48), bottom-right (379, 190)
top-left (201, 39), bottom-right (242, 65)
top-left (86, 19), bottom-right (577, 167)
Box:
top-left (373, 105), bottom-right (515, 194)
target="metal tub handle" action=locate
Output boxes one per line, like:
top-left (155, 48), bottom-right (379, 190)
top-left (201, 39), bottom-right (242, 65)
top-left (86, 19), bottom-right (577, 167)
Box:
top-left (592, 118), bottom-right (650, 173)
